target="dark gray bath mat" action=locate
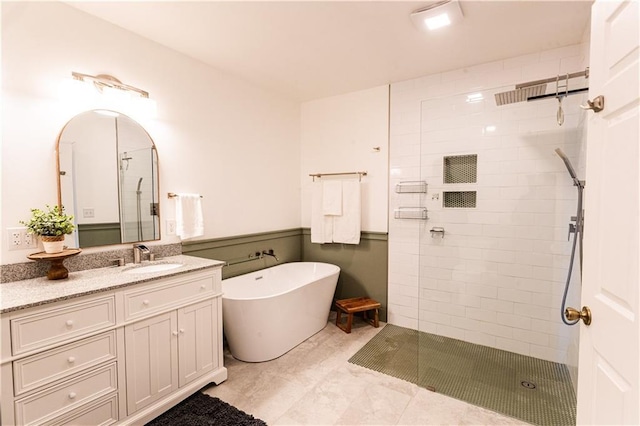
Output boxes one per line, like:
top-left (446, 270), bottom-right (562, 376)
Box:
top-left (145, 392), bottom-right (267, 426)
top-left (349, 324), bottom-right (576, 426)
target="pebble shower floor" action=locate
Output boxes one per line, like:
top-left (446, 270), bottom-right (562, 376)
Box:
top-left (349, 324), bottom-right (576, 426)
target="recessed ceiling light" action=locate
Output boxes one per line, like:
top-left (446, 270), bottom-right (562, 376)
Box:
top-left (466, 93), bottom-right (484, 103)
top-left (485, 125), bottom-right (497, 132)
top-left (410, 0), bottom-right (464, 32)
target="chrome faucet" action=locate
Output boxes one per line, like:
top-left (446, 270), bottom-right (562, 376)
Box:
top-left (133, 244), bottom-right (150, 264)
top-left (262, 249), bottom-right (279, 262)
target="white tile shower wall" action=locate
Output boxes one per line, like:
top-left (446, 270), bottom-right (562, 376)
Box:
top-left (389, 43), bottom-right (589, 364)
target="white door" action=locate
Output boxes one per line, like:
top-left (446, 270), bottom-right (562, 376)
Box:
top-left (577, 0), bottom-right (639, 424)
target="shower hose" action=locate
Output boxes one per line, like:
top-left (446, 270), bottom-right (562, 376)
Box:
top-left (560, 183), bottom-right (584, 326)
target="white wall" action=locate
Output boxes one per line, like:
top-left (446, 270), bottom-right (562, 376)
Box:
top-left (1, 2), bottom-right (301, 264)
top-left (300, 85), bottom-right (389, 233)
top-left (389, 43), bottom-right (589, 364)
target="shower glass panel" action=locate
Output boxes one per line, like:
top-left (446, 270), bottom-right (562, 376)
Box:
top-left (119, 147), bottom-right (159, 243)
top-left (417, 85), bottom-right (587, 389)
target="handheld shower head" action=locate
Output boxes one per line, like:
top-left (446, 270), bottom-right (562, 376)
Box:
top-left (554, 148), bottom-right (577, 179)
top-left (555, 148), bottom-right (584, 188)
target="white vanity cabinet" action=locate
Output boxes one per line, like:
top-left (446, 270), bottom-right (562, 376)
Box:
top-left (0, 264), bottom-right (227, 426)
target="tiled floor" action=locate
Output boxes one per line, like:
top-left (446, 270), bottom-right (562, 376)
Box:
top-left (202, 316), bottom-right (531, 425)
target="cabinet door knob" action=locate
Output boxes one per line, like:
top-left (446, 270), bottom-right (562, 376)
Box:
top-left (200, 285), bottom-right (206, 290)
top-left (179, 328), bottom-right (185, 334)
top-left (142, 299), bottom-right (150, 306)
top-left (65, 320), bottom-right (74, 327)
top-left (67, 356), bottom-right (76, 364)
top-left (68, 392), bottom-right (77, 399)
top-left (172, 331), bottom-right (179, 336)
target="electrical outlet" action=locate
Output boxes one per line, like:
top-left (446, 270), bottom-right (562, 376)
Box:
top-left (8, 228), bottom-right (22, 249)
top-left (7, 227), bottom-right (38, 250)
top-left (166, 220), bottom-right (176, 236)
top-left (83, 208), bottom-right (95, 218)
top-left (23, 230), bottom-right (37, 249)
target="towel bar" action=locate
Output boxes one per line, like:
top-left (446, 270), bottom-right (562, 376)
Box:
top-left (167, 192), bottom-right (203, 198)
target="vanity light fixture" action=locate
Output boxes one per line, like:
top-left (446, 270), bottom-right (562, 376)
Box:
top-left (68, 71), bottom-right (157, 119)
top-left (72, 72), bottom-right (149, 98)
top-left (410, 0), bottom-right (464, 32)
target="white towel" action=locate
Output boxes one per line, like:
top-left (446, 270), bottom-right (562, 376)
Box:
top-left (332, 180), bottom-right (361, 244)
top-left (322, 181), bottom-right (342, 215)
top-left (175, 193), bottom-right (204, 240)
top-left (311, 182), bottom-right (333, 244)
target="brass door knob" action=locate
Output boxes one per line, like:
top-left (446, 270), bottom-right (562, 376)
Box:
top-left (565, 306), bottom-right (592, 325)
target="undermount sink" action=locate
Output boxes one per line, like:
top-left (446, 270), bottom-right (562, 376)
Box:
top-left (123, 263), bottom-right (183, 274)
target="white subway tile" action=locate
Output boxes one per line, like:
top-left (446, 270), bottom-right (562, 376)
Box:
top-left (389, 314), bottom-right (418, 330)
top-left (480, 321), bottom-right (514, 339)
top-left (436, 324), bottom-right (466, 341)
top-left (464, 330), bottom-right (496, 348)
top-left (389, 293), bottom-right (420, 309)
top-left (421, 289), bottom-right (452, 303)
top-left (497, 312), bottom-right (532, 330)
top-left (451, 316), bottom-right (481, 332)
top-left (420, 309), bottom-right (451, 326)
top-left (518, 329), bottom-right (550, 346)
top-left (529, 345), bottom-right (565, 364)
top-left (418, 320), bottom-right (439, 334)
top-left (497, 288), bottom-right (532, 304)
top-left (466, 307), bottom-right (497, 323)
top-left (495, 338), bottom-right (531, 357)
top-left (451, 293), bottom-right (482, 308)
top-left (481, 297), bottom-right (514, 314)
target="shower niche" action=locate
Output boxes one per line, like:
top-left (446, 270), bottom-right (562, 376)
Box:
top-left (442, 154), bottom-right (477, 208)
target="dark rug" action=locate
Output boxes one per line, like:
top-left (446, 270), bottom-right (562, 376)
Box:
top-left (145, 392), bottom-right (267, 426)
top-left (349, 324), bottom-right (576, 426)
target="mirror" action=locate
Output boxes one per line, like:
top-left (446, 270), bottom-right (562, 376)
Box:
top-left (56, 110), bottom-right (160, 248)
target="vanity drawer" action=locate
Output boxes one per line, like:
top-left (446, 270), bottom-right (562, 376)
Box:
top-left (11, 295), bottom-right (116, 356)
top-left (43, 393), bottom-right (118, 426)
top-left (123, 272), bottom-right (217, 321)
top-left (13, 331), bottom-right (117, 396)
top-left (14, 362), bottom-right (117, 426)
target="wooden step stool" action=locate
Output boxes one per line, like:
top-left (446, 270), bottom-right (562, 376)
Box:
top-left (335, 297), bottom-right (381, 334)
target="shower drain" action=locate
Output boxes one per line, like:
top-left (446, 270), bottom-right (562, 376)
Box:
top-left (520, 380), bottom-right (537, 390)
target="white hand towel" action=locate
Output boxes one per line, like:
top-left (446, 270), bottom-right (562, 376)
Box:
top-left (175, 193), bottom-right (204, 240)
top-left (322, 181), bottom-right (342, 215)
top-left (311, 182), bottom-right (333, 244)
top-left (332, 180), bottom-right (361, 244)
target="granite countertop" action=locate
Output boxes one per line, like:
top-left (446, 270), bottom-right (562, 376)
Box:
top-left (0, 255), bottom-right (225, 313)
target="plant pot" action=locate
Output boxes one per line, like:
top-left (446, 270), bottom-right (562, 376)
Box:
top-left (41, 235), bottom-right (65, 254)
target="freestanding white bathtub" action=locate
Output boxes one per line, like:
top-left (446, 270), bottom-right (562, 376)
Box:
top-left (221, 262), bottom-right (340, 362)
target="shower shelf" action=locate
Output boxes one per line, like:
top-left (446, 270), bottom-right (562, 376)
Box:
top-left (394, 207), bottom-right (428, 220)
top-left (395, 181), bottom-right (427, 193)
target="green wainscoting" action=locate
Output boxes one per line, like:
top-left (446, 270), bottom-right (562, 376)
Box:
top-left (301, 229), bottom-right (388, 322)
top-left (77, 223), bottom-right (121, 247)
top-left (182, 228), bottom-right (302, 279)
top-left (182, 228), bottom-right (388, 322)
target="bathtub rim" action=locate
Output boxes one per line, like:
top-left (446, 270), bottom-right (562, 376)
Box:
top-left (221, 261), bottom-right (340, 302)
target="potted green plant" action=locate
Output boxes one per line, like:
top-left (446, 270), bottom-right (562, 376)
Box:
top-left (21, 205), bottom-right (75, 253)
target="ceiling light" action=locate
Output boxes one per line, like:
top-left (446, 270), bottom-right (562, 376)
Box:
top-left (466, 93), bottom-right (484, 103)
top-left (410, 0), bottom-right (464, 32)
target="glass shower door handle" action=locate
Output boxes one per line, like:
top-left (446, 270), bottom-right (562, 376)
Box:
top-left (565, 306), bottom-right (592, 326)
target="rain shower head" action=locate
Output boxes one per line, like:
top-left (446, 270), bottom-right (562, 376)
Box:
top-left (494, 84), bottom-right (547, 106)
